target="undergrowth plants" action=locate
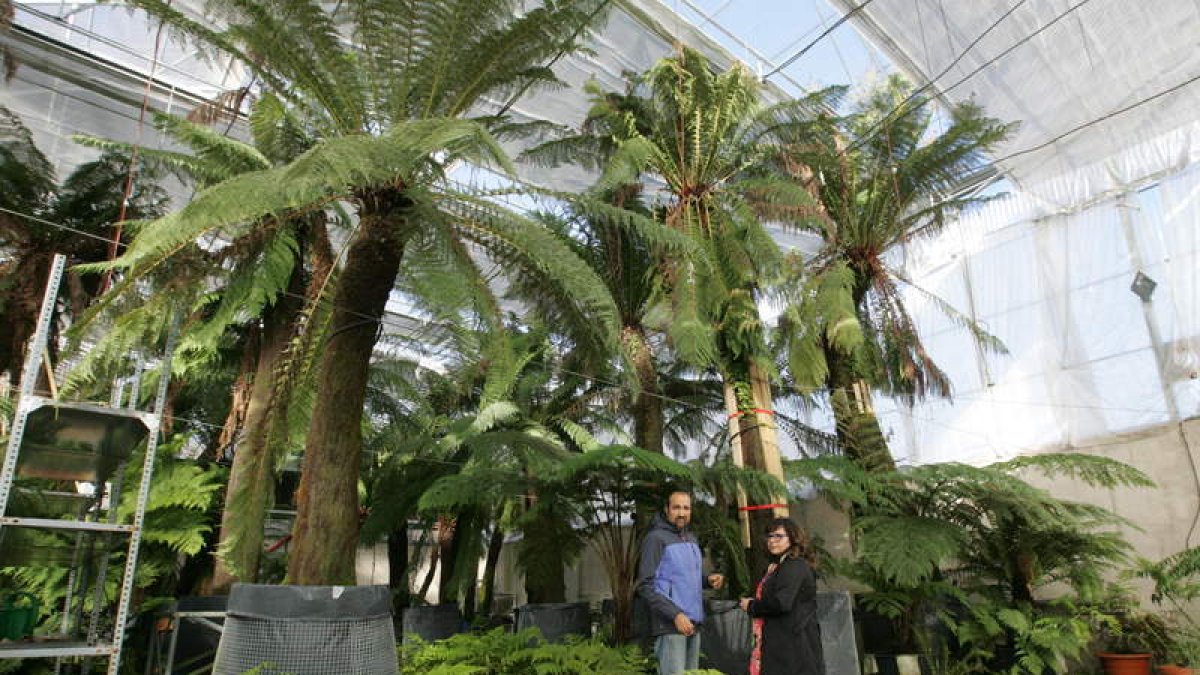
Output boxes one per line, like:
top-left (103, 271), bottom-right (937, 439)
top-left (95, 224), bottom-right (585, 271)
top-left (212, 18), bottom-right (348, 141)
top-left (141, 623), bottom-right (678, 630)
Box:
top-left (399, 627), bottom-right (651, 675)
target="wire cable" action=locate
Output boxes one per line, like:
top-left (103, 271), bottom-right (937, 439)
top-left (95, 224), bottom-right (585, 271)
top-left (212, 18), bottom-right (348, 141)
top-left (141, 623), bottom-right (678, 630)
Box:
top-left (761, 0), bottom-right (879, 81)
top-left (849, 0), bottom-right (1027, 153)
top-left (843, 0), bottom-right (1089, 157)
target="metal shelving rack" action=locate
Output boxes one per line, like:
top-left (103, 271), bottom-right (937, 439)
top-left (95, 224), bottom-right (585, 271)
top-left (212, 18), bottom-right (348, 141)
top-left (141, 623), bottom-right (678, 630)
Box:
top-left (0, 254), bottom-right (177, 675)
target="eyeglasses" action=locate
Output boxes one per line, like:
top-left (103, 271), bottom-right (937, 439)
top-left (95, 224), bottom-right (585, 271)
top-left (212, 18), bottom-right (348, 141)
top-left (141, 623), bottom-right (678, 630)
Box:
top-left (765, 533), bottom-right (789, 541)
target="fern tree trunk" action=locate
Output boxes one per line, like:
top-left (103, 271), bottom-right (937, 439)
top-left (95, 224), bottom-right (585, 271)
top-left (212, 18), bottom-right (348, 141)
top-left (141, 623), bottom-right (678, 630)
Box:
top-left (478, 526), bottom-right (505, 618)
top-left (726, 360), bottom-right (787, 574)
top-left (210, 292), bottom-right (298, 591)
top-left (388, 525), bottom-right (410, 611)
top-left (288, 201), bottom-right (408, 585)
top-left (522, 505), bottom-right (568, 603)
top-left (824, 340), bottom-right (895, 472)
top-left (623, 326), bottom-right (664, 454)
top-left (0, 251), bottom-right (52, 385)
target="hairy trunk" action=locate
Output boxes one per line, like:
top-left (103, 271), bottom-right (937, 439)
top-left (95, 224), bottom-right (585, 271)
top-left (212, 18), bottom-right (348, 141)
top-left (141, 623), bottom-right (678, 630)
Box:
top-left (479, 526), bottom-right (505, 618)
top-left (461, 574), bottom-right (477, 623)
top-left (0, 252), bottom-right (52, 387)
top-left (436, 518), bottom-right (460, 605)
top-left (417, 542), bottom-right (439, 603)
top-left (623, 327), bottom-right (664, 454)
top-left (1011, 548), bottom-right (1036, 604)
top-left (210, 294), bottom-right (297, 592)
top-left (213, 330), bottom-right (258, 462)
top-left (388, 525), bottom-right (411, 611)
top-left (524, 560), bottom-right (566, 604)
top-left (726, 361), bottom-right (787, 575)
top-left (520, 502), bottom-right (568, 604)
top-left (288, 203), bottom-right (407, 585)
top-left (825, 340), bottom-right (894, 472)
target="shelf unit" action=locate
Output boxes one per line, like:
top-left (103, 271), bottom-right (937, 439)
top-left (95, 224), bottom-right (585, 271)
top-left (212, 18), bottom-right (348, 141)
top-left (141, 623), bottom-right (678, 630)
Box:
top-left (0, 254), bottom-right (177, 675)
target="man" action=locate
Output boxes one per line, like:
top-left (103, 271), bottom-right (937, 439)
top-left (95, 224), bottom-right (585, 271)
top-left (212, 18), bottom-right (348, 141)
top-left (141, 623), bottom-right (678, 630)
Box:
top-left (638, 490), bottom-right (725, 675)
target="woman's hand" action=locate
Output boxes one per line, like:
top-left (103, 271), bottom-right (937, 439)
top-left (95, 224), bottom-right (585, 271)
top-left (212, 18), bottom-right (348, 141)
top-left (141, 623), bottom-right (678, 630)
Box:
top-left (739, 597), bottom-right (752, 612)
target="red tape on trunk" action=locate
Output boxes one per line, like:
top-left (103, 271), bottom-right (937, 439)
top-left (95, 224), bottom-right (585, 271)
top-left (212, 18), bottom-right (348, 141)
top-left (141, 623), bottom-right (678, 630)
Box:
top-left (728, 409), bottom-right (775, 418)
top-left (738, 503), bottom-right (787, 511)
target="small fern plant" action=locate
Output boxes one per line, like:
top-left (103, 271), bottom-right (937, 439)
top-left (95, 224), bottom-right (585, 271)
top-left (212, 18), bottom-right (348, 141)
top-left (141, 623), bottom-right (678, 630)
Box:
top-left (399, 627), bottom-right (651, 675)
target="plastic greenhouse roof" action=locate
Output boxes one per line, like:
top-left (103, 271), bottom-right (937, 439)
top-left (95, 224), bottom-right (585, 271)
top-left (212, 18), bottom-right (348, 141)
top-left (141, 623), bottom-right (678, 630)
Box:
top-left (829, 0), bottom-right (1200, 193)
top-left (3, 1), bottom-right (1199, 466)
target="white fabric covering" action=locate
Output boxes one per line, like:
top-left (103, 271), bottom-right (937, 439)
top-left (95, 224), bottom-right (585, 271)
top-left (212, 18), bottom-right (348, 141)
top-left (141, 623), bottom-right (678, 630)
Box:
top-left (878, 146), bottom-right (1200, 465)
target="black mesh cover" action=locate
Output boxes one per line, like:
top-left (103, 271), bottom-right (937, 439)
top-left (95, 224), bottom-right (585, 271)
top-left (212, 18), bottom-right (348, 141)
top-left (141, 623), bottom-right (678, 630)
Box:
top-left (213, 584), bottom-right (398, 675)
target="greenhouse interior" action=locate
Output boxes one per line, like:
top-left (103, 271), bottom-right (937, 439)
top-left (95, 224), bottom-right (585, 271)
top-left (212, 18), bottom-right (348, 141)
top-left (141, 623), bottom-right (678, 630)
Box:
top-left (0, 0), bottom-right (1198, 674)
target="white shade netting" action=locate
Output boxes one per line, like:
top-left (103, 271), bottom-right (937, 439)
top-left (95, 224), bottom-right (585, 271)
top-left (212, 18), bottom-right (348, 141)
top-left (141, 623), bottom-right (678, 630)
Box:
top-left (875, 152), bottom-right (1200, 466)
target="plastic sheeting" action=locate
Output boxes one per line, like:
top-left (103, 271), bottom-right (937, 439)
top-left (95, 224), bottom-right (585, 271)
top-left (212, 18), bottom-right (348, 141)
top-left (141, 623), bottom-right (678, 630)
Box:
top-left (874, 158), bottom-right (1200, 465)
top-left (4, 1), bottom-right (1197, 467)
top-left (3, 0), bottom-right (755, 193)
top-left (831, 0), bottom-right (1200, 193)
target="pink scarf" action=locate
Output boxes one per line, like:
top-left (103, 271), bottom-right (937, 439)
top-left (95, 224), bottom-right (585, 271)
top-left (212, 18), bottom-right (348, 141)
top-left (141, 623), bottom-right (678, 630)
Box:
top-left (748, 563), bottom-right (778, 675)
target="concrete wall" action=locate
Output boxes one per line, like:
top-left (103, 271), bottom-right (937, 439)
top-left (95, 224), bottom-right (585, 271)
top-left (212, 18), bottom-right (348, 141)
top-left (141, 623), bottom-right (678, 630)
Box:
top-left (1020, 417), bottom-right (1200, 609)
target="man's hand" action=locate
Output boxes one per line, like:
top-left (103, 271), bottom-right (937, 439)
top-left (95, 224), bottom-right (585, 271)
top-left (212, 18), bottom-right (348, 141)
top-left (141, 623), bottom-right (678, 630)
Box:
top-left (739, 597), bottom-right (752, 613)
top-left (674, 612), bottom-right (695, 636)
top-left (708, 573), bottom-right (725, 590)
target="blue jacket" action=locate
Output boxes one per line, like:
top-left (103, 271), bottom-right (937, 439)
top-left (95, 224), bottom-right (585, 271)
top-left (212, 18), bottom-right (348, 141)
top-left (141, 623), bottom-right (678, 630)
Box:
top-left (637, 512), bottom-right (706, 636)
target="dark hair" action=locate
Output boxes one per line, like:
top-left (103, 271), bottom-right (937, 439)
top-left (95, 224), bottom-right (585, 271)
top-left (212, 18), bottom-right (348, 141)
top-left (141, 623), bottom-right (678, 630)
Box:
top-left (765, 517), bottom-right (815, 566)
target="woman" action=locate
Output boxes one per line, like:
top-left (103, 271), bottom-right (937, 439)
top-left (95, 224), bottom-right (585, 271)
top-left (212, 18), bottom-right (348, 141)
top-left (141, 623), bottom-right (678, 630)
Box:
top-left (739, 518), bottom-right (823, 675)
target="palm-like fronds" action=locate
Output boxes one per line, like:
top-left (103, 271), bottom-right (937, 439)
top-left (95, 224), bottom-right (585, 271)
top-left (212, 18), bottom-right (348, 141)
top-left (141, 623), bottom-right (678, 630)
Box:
top-left (118, 0), bottom-right (617, 584)
top-left (788, 452), bottom-right (1148, 618)
top-left (793, 74), bottom-right (1014, 404)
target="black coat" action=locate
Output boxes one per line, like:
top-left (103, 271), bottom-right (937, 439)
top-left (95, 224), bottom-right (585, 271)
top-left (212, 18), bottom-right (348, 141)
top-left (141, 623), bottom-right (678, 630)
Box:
top-left (747, 556), bottom-right (823, 675)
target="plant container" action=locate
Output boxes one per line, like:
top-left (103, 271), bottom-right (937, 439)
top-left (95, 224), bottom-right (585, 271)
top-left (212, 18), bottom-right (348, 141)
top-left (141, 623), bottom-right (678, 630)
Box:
top-left (212, 583), bottom-right (398, 675)
top-left (400, 604), bottom-right (462, 645)
top-left (1158, 666), bottom-right (1195, 675)
top-left (1098, 652), bottom-right (1153, 675)
top-left (0, 592), bottom-right (38, 640)
top-left (513, 602), bottom-right (591, 643)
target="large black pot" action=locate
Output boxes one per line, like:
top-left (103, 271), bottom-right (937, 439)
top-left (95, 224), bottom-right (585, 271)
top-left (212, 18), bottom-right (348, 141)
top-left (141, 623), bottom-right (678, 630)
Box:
top-left (212, 584), bottom-right (398, 675)
top-left (513, 602), bottom-right (591, 643)
top-left (400, 604), bottom-right (463, 645)
top-left (699, 592), bottom-right (860, 675)
top-left (818, 591), bottom-right (860, 675)
top-left (700, 599), bottom-right (752, 675)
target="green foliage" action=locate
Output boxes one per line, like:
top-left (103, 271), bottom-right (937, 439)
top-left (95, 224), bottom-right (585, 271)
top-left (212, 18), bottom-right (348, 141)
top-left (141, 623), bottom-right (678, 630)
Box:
top-left (399, 627), bottom-right (651, 675)
top-left (533, 48), bottom-right (838, 375)
top-left (1134, 547), bottom-right (1200, 607)
top-left (0, 436), bottom-right (222, 628)
top-left (774, 258), bottom-right (864, 391)
top-left (769, 75), bottom-right (1014, 471)
top-left (789, 452), bottom-right (1150, 671)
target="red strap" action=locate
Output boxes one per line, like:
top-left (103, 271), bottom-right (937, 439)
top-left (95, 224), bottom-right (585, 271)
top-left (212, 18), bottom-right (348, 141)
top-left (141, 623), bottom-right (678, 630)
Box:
top-left (728, 408), bottom-right (775, 418)
top-left (264, 534), bottom-right (292, 553)
top-left (738, 503), bottom-right (788, 511)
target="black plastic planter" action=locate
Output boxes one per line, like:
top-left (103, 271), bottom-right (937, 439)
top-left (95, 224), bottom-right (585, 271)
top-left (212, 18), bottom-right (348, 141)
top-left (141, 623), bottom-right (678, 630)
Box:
top-left (400, 604), bottom-right (463, 644)
top-left (700, 599), bottom-right (752, 675)
top-left (513, 602), bottom-right (591, 643)
top-left (698, 592), bottom-right (859, 675)
top-left (818, 591), bottom-right (861, 675)
top-left (212, 584), bottom-right (398, 675)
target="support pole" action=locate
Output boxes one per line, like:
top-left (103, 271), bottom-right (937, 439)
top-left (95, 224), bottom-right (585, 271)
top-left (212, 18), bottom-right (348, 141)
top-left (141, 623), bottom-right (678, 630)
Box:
top-left (106, 313), bottom-right (179, 675)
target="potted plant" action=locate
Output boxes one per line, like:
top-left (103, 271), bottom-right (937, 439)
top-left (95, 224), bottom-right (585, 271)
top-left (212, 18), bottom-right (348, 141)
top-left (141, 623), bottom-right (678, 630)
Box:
top-left (1097, 610), bottom-right (1173, 675)
top-left (1158, 626), bottom-right (1200, 675)
top-left (1132, 548), bottom-right (1200, 674)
